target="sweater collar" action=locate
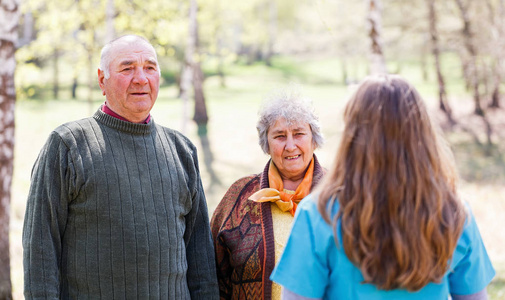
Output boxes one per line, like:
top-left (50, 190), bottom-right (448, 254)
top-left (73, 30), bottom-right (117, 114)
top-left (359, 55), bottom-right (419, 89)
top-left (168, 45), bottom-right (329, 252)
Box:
top-left (93, 107), bottom-right (154, 135)
top-left (102, 102), bottom-right (151, 124)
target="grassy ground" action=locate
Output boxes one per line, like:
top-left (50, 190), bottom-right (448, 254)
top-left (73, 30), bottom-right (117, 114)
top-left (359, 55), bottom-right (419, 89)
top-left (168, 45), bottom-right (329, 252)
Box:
top-left (10, 56), bottom-right (505, 298)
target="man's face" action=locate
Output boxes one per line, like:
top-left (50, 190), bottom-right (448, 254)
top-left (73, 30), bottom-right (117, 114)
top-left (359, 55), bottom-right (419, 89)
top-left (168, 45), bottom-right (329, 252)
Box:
top-left (98, 42), bottom-right (160, 123)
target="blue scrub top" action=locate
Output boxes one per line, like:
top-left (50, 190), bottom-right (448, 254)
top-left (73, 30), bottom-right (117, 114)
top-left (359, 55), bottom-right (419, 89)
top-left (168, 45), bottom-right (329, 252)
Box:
top-left (271, 194), bottom-right (495, 300)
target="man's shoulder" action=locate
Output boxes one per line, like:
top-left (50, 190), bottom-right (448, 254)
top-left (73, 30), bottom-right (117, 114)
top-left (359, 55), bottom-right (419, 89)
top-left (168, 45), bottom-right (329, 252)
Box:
top-left (54, 116), bottom-right (95, 131)
top-left (155, 124), bottom-right (196, 149)
top-left (50, 116), bottom-right (97, 140)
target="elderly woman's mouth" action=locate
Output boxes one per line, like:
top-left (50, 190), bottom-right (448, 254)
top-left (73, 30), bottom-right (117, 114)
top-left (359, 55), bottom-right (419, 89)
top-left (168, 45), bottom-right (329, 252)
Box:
top-left (286, 155), bottom-right (301, 160)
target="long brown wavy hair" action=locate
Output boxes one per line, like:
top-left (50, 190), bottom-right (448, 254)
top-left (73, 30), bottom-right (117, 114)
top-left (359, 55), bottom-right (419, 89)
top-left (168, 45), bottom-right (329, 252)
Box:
top-left (317, 74), bottom-right (466, 291)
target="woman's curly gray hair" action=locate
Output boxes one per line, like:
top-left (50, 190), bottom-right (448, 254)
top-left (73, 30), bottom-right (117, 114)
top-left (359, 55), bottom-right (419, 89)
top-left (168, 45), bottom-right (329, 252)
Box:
top-left (256, 86), bottom-right (324, 154)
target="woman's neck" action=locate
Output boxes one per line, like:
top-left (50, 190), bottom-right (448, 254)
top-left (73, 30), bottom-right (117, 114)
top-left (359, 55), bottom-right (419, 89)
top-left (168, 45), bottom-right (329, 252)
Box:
top-left (282, 178), bottom-right (304, 191)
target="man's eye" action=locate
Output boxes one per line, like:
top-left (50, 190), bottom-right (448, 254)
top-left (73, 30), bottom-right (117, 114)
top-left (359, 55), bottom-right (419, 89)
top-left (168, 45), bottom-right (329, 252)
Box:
top-left (275, 135), bottom-right (285, 139)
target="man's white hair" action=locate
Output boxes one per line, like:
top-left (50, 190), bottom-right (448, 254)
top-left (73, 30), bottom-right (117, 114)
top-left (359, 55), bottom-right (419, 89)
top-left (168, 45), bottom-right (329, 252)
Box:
top-left (99, 35), bottom-right (160, 79)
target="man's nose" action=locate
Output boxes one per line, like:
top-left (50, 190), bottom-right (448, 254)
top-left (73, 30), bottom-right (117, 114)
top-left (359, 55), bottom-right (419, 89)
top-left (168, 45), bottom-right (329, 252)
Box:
top-left (132, 68), bottom-right (148, 84)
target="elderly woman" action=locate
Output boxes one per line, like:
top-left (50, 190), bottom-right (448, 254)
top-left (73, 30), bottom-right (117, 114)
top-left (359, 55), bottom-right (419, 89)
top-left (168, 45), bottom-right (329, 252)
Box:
top-left (210, 88), bottom-right (326, 300)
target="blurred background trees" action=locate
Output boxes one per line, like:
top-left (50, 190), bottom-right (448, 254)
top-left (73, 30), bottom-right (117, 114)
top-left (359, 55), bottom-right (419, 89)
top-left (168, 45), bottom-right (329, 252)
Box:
top-left (12, 0), bottom-right (504, 151)
top-left (13, 0), bottom-right (504, 115)
top-left (2, 0), bottom-right (505, 298)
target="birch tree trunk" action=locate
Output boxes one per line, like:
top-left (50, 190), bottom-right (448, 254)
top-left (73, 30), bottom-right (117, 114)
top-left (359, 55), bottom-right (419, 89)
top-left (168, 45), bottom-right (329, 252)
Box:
top-left (428, 0), bottom-right (454, 124)
top-left (487, 0), bottom-right (504, 108)
top-left (455, 0), bottom-right (493, 150)
top-left (53, 47), bottom-right (59, 99)
top-left (105, 0), bottom-right (116, 42)
top-left (179, 0), bottom-right (196, 134)
top-left (454, 0), bottom-right (483, 115)
top-left (366, 0), bottom-right (387, 75)
top-left (0, 0), bottom-right (19, 298)
top-left (265, 0), bottom-right (277, 66)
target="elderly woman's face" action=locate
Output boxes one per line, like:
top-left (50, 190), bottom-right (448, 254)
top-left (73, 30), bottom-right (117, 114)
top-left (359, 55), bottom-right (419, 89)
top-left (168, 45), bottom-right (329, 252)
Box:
top-left (267, 118), bottom-right (315, 182)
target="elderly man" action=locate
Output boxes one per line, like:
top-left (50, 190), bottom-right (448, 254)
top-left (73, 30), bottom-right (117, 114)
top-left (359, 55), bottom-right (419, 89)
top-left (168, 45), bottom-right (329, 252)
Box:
top-left (23, 35), bottom-right (219, 299)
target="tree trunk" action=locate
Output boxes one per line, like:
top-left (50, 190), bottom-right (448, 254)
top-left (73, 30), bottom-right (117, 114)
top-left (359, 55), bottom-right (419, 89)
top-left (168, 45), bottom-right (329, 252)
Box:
top-left (179, 0), bottom-right (197, 134)
top-left (105, 0), bottom-right (116, 42)
top-left (186, 0), bottom-right (209, 128)
top-left (0, 0), bottom-right (19, 298)
top-left (454, 0), bottom-right (484, 115)
top-left (366, 0), bottom-right (387, 75)
top-left (193, 64), bottom-right (208, 126)
top-left (454, 0), bottom-right (493, 148)
top-left (87, 49), bottom-right (94, 114)
top-left (72, 76), bottom-right (78, 99)
top-left (188, 0), bottom-right (221, 188)
top-left (341, 58), bottom-right (348, 85)
top-left (193, 63), bottom-right (221, 188)
top-left (490, 84), bottom-right (501, 108)
top-left (428, 0), bottom-right (454, 124)
top-left (53, 47), bottom-right (59, 99)
top-left (265, 0), bottom-right (277, 66)
top-left (18, 12), bottom-right (34, 47)
top-left (420, 38), bottom-right (429, 82)
top-left (217, 37), bottom-right (226, 88)
top-left (487, 0), bottom-right (504, 108)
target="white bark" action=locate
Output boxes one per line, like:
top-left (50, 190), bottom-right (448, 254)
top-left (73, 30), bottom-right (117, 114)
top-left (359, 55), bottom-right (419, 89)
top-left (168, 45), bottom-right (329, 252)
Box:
top-left (0, 0), bottom-right (19, 297)
top-left (366, 0), bottom-right (387, 74)
top-left (106, 0), bottom-right (116, 42)
top-left (180, 0), bottom-right (197, 134)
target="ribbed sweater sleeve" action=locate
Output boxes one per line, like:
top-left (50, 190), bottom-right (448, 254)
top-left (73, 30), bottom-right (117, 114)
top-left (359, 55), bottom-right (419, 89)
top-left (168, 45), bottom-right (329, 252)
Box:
top-left (23, 131), bottom-right (74, 299)
top-left (23, 109), bottom-right (218, 299)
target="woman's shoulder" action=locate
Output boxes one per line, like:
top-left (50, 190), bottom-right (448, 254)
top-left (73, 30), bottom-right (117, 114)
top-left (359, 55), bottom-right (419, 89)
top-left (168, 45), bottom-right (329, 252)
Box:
top-left (210, 173), bottom-right (261, 232)
top-left (449, 202), bottom-right (496, 295)
top-left (296, 193), bottom-right (337, 233)
top-left (223, 174), bottom-right (261, 201)
top-left (299, 193), bottom-right (339, 218)
top-left (457, 202), bottom-right (481, 247)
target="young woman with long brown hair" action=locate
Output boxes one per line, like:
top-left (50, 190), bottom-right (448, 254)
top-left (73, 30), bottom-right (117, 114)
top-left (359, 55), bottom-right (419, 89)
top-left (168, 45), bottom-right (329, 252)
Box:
top-left (271, 74), bottom-right (495, 299)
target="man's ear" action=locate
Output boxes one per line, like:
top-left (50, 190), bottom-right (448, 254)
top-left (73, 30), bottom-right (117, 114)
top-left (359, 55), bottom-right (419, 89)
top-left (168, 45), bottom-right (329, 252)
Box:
top-left (98, 69), bottom-right (106, 95)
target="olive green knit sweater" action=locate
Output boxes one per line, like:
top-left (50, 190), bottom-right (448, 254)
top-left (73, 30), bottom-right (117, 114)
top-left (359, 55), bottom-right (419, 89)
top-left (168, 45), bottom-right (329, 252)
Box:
top-left (23, 109), bottom-right (218, 299)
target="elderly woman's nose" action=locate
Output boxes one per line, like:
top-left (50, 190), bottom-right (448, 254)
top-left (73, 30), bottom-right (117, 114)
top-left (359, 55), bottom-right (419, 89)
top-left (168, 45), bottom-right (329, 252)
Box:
top-left (285, 135), bottom-right (297, 150)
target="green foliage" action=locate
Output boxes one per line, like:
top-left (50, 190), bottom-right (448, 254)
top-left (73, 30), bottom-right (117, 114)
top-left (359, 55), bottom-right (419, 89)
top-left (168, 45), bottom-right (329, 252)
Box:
top-left (488, 275), bottom-right (505, 300)
top-left (160, 69), bottom-right (178, 86)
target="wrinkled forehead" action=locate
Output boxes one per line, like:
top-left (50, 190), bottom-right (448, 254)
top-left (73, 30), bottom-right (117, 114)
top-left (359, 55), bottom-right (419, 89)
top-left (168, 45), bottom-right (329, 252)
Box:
top-left (110, 40), bottom-right (158, 63)
top-left (270, 117), bottom-right (311, 132)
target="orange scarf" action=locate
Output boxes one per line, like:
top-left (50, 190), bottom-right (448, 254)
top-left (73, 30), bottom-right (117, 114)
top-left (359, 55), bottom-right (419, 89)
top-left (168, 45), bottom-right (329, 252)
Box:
top-left (249, 158), bottom-right (314, 216)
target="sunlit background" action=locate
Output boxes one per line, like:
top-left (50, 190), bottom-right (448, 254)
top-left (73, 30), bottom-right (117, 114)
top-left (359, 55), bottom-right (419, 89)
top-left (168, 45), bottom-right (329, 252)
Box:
top-left (3, 0), bottom-right (505, 298)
